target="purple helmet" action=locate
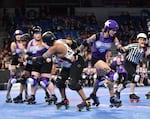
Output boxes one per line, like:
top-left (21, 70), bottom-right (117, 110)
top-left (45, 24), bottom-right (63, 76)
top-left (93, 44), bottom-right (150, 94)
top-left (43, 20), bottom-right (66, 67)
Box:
top-left (13, 30), bottom-right (23, 36)
top-left (104, 19), bottom-right (119, 31)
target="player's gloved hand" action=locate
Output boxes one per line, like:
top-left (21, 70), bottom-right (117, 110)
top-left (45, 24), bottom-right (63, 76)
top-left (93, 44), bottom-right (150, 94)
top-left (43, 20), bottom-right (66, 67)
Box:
top-left (118, 47), bottom-right (126, 53)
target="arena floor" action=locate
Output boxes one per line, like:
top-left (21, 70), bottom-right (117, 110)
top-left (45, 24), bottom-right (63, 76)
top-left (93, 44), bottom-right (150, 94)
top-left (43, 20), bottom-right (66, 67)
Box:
top-left (0, 85), bottom-right (150, 119)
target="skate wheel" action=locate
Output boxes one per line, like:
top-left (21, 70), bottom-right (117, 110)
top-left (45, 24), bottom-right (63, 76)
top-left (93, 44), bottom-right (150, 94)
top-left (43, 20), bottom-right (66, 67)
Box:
top-left (96, 103), bottom-right (100, 107)
top-left (146, 96), bottom-right (150, 99)
top-left (47, 101), bottom-right (52, 105)
top-left (54, 101), bottom-right (57, 105)
top-left (109, 104), bottom-right (114, 108)
top-left (129, 99), bottom-right (134, 103)
top-left (86, 107), bottom-right (91, 111)
top-left (134, 99), bottom-right (140, 103)
top-left (32, 102), bottom-right (36, 104)
top-left (14, 101), bottom-right (23, 103)
top-left (25, 102), bottom-right (30, 105)
top-left (77, 107), bottom-right (82, 111)
top-left (6, 101), bottom-right (12, 103)
top-left (115, 104), bottom-right (121, 108)
top-left (56, 105), bottom-right (61, 109)
top-left (23, 100), bottom-right (27, 103)
top-left (6, 100), bottom-right (12, 103)
top-left (92, 102), bottom-right (100, 107)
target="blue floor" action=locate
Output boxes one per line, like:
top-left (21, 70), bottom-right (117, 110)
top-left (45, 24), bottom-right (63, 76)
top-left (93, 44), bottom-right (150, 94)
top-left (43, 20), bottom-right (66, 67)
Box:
top-left (0, 86), bottom-right (150, 119)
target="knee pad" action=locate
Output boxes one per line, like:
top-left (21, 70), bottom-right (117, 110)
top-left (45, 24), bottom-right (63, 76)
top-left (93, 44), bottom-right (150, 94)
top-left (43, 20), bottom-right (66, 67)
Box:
top-left (55, 76), bottom-right (66, 89)
top-left (132, 74), bottom-right (140, 83)
top-left (10, 78), bottom-right (17, 84)
top-left (82, 73), bottom-right (86, 79)
top-left (40, 77), bottom-right (49, 88)
top-left (68, 79), bottom-right (82, 91)
top-left (109, 71), bottom-right (119, 82)
top-left (27, 76), bottom-right (37, 86)
top-left (93, 74), bottom-right (97, 79)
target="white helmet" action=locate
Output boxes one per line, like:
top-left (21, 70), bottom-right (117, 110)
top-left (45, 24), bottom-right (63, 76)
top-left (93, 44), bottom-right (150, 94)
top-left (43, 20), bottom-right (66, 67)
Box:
top-left (147, 21), bottom-right (150, 26)
top-left (137, 33), bottom-right (147, 39)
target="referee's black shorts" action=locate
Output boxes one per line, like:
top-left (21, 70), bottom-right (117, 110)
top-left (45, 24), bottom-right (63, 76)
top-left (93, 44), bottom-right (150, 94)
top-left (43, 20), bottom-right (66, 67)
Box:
top-left (124, 60), bottom-right (137, 81)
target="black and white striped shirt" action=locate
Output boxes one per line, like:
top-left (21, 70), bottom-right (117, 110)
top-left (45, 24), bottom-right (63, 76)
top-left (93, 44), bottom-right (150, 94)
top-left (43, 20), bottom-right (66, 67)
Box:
top-left (126, 43), bottom-right (146, 64)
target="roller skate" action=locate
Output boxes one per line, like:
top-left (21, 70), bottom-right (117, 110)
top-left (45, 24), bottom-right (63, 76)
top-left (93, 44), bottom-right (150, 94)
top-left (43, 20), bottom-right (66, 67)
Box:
top-left (56, 99), bottom-right (69, 109)
top-left (129, 94), bottom-right (140, 103)
top-left (88, 93), bottom-right (100, 106)
top-left (6, 97), bottom-right (12, 103)
top-left (13, 95), bottom-right (23, 103)
top-left (47, 95), bottom-right (57, 105)
top-left (145, 92), bottom-right (150, 99)
top-left (25, 95), bottom-right (36, 104)
top-left (109, 96), bottom-right (122, 108)
top-left (77, 100), bottom-right (91, 111)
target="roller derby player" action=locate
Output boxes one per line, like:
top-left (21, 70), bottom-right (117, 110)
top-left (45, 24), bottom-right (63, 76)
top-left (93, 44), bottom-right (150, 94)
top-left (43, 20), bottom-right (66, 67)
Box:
top-left (79, 19), bottom-right (122, 107)
top-left (41, 38), bottom-right (91, 111)
top-left (25, 26), bottom-right (57, 104)
top-left (40, 31), bottom-right (58, 105)
top-left (13, 33), bottom-right (31, 103)
top-left (6, 30), bottom-right (24, 103)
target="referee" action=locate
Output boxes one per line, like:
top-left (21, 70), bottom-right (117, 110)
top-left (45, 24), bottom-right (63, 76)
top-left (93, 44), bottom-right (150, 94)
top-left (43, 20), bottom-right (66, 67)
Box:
top-left (118, 33), bottom-right (148, 102)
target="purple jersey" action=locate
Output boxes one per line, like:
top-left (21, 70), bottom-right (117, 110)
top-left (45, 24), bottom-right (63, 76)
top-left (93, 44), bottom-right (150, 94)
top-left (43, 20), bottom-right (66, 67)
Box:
top-left (28, 39), bottom-right (49, 57)
top-left (92, 32), bottom-right (113, 59)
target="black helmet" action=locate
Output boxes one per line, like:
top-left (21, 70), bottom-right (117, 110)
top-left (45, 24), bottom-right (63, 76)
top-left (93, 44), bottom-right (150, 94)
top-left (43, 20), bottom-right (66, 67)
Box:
top-left (31, 26), bottom-right (42, 35)
top-left (71, 40), bottom-right (78, 50)
top-left (20, 33), bottom-right (31, 41)
top-left (42, 31), bottom-right (56, 46)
